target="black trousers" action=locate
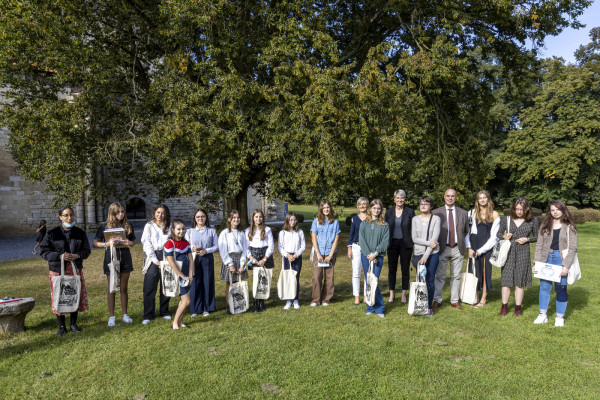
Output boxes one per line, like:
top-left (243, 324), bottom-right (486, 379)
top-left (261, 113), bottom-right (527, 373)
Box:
top-left (143, 259), bottom-right (171, 320)
top-left (387, 239), bottom-right (413, 291)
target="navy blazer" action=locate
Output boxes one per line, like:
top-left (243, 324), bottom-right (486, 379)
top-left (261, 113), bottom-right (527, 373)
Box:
top-left (385, 206), bottom-right (415, 249)
top-left (40, 226), bottom-right (91, 272)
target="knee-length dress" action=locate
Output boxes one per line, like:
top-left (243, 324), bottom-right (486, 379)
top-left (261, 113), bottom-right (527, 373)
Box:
top-left (498, 217), bottom-right (538, 287)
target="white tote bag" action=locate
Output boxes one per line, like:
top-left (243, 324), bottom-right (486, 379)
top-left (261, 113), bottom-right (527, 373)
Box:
top-left (252, 266), bottom-right (272, 300)
top-left (160, 240), bottom-right (181, 297)
top-left (490, 217), bottom-right (511, 268)
top-left (407, 273), bottom-right (428, 316)
top-left (277, 258), bottom-right (297, 300)
top-left (108, 243), bottom-right (121, 294)
top-left (228, 272), bottom-right (249, 314)
top-left (565, 228), bottom-right (581, 285)
top-left (365, 261), bottom-right (378, 307)
top-left (51, 254), bottom-right (82, 314)
top-left (459, 258), bottom-right (479, 305)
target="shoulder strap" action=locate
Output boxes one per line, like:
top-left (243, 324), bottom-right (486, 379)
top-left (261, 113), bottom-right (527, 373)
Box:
top-left (426, 216), bottom-right (433, 241)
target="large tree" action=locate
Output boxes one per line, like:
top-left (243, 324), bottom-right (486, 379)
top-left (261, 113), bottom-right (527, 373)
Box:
top-left (0, 0), bottom-right (592, 219)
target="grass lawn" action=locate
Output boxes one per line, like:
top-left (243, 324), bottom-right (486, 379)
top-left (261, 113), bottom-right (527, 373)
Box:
top-left (1, 218), bottom-right (599, 399)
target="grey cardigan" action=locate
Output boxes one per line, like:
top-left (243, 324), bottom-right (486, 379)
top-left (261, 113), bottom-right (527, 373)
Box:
top-left (534, 224), bottom-right (578, 269)
top-left (411, 215), bottom-right (441, 261)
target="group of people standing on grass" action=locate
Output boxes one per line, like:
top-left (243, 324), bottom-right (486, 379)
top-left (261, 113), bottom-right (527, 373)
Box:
top-left (38, 188), bottom-right (579, 336)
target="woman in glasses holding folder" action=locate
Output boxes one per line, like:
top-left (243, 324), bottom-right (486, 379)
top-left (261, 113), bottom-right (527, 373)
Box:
top-left (533, 200), bottom-right (577, 327)
top-left (93, 202), bottom-right (136, 327)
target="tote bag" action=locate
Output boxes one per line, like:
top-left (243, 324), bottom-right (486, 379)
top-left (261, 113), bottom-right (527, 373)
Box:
top-left (160, 240), bottom-right (181, 297)
top-left (252, 266), bottom-right (272, 300)
top-left (228, 272), bottom-right (249, 314)
top-left (407, 274), bottom-right (428, 316)
top-left (51, 254), bottom-right (82, 314)
top-left (490, 217), bottom-right (511, 268)
top-left (565, 228), bottom-right (581, 285)
top-left (365, 261), bottom-right (378, 307)
top-left (277, 258), bottom-right (297, 300)
top-left (459, 258), bottom-right (479, 305)
top-left (108, 243), bottom-right (121, 294)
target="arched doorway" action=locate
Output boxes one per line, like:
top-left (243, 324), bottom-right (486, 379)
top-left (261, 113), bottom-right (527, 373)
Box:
top-left (126, 197), bottom-right (146, 220)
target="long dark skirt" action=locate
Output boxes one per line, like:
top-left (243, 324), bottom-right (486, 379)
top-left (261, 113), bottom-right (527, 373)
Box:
top-left (190, 253), bottom-right (216, 313)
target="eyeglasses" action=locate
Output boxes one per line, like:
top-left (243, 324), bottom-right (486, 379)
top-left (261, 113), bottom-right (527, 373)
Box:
top-left (419, 203), bottom-right (431, 206)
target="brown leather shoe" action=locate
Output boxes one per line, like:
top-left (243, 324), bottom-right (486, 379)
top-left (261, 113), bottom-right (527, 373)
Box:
top-left (499, 303), bottom-right (508, 316)
top-left (432, 301), bottom-right (442, 309)
top-left (450, 302), bottom-right (463, 310)
top-left (514, 305), bottom-right (522, 316)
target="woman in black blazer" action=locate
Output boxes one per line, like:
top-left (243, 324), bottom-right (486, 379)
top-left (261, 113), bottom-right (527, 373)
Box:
top-left (385, 190), bottom-right (415, 303)
top-left (40, 206), bottom-right (91, 336)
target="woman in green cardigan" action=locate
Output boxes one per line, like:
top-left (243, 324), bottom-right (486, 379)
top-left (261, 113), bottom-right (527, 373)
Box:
top-left (359, 199), bottom-right (390, 317)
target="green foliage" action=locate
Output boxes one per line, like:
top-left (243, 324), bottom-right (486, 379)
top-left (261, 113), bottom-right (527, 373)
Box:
top-left (0, 0), bottom-right (593, 212)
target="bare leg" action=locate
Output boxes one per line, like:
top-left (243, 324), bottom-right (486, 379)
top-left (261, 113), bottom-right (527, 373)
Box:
top-left (400, 289), bottom-right (407, 303)
top-left (388, 290), bottom-right (395, 303)
top-left (501, 286), bottom-right (511, 304)
top-left (173, 294), bottom-right (190, 329)
top-left (106, 275), bottom-right (116, 317)
top-left (120, 272), bottom-right (131, 315)
top-left (354, 295), bottom-right (360, 304)
top-left (480, 258), bottom-right (488, 304)
top-left (515, 286), bottom-right (524, 306)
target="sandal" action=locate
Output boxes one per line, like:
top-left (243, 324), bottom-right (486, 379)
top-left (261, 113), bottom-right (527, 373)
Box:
top-left (473, 302), bottom-right (487, 309)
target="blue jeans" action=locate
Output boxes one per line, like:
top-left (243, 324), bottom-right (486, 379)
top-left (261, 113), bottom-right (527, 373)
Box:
top-left (539, 250), bottom-right (568, 316)
top-left (412, 252), bottom-right (440, 309)
top-left (361, 254), bottom-right (385, 315)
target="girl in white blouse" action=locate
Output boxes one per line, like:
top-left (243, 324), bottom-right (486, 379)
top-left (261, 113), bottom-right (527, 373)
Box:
top-left (245, 209), bottom-right (275, 312)
top-left (218, 210), bottom-right (248, 314)
top-left (185, 209), bottom-right (219, 317)
top-left (278, 212), bottom-right (306, 310)
top-left (140, 204), bottom-right (172, 325)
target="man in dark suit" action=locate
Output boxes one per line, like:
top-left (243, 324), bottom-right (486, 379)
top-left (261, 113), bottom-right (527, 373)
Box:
top-left (432, 189), bottom-right (471, 309)
top-left (385, 189), bottom-right (415, 303)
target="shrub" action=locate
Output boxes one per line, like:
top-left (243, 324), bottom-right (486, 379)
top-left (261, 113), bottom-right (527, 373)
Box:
top-left (581, 208), bottom-right (600, 223)
top-left (571, 209), bottom-right (586, 225)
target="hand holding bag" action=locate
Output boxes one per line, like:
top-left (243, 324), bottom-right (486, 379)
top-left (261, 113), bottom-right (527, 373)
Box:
top-left (108, 243), bottom-right (121, 294)
top-left (365, 260), bottom-right (378, 307)
top-left (490, 216), bottom-right (511, 268)
top-left (160, 240), bottom-right (181, 297)
top-left (51, 254), bottom-right (82, 314)
top-left (407, 273), bottom-right (428, 315)
top-left (565, 228), bottom-right (581, 285)
top-left (277, 257), bottom-right (297, 300)
top-left (252, 266), bottom-right (272, 299)
top-left (228, 272), bottom-right (249, 314)
top-left (459, 257), bottom-right (479, 305)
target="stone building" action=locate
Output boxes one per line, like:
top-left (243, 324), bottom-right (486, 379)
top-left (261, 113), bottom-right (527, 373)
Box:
top-left (0, 127), bottom-right (285, 236)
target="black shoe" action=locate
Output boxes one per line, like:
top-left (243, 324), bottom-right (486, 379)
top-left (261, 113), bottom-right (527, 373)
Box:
top-left (252, 299), bottom-right (259, 313)
top-left (70, 324), bottom-right (82, 333)
top-left (55, 326), bottom-right (67, 337)
top-left (259, 300), bottom-right (265, 313)
top-left (227, 306), bottom-right (232, 315)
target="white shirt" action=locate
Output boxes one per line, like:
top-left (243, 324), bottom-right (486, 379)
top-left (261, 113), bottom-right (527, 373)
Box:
top-left (468, 210), bottom-right (500, 254)
top-left (141, 221), bottom-right (170, 264)
top-left (218, 229), bottom-right (247, 267)
top-left (445, 205), bottom-right (471, 249)
top-left (185, 226), bottom-right (219, 254)
top-left (278, 229), bottom-right (306, 257)
top-left (244, 226), bottom-right (274, 258)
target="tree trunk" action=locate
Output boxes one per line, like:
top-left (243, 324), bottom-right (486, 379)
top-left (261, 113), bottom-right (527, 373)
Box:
top-left (220, 189), bottom-right (249, 229)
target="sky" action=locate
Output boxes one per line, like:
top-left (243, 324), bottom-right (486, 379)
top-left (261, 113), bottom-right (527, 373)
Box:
top-left (537, 0), bottom-right (600, 63)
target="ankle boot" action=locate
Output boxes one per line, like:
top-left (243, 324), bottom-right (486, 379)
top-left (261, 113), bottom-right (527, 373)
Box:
top-left (499, 303), bottom-right (508, 316)
top-left (259, 299), bottom-right (265, 312)
top-left (252, 299), bottom-right (259, 313)
top-left (70, 312), bottom-right (82, 332)
top-left (514, 305), bottom-right (522, 316)
top-left (56, 315), bottom-right (67, 337)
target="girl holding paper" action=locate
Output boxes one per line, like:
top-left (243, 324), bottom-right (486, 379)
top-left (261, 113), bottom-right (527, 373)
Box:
top-left (533, 200), bottom-right (578, 327)
top-left (310, 200), bottom-right (341, 307)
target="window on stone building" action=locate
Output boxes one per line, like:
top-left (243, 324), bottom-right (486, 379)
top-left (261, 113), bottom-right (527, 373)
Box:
top-left (126, 197), bottom-right (146, 220)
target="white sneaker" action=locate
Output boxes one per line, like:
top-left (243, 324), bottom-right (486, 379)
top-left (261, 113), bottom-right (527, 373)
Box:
top-left (162, 315), bottom-right (172, 320)
top-left (284, 301), bottom-right (292, 310)
top-left (366, 311), bottom-right (373, 315)
top-left (122, 314), bottom-right (133, 323)
top-left (108, 316), bottom-right (116, 327)
top-left (377, 313), bottom-right (385, 318)
top-left (310, 302), bottom-right (318, 307)
top-left (555, 316), bottom-right (565, 327)
top-left (293, 301), bottom-right (300, 310)
top-left (191, 314), bottom-right (198, 318)
top-left (142, 319), bottom-right (151, 325)
top-left (202, 312), bottom-right (210, 317)
top-left (322, 302), bottom-right (330, 306)
top-left (534, 313), bottom-right (548, 324)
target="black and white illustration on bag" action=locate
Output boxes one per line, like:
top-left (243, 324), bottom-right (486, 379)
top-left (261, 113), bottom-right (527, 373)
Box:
top-left (161, 264), bottom-right (179, 297)
top-left (58, 281), bottom-right (79, 308)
